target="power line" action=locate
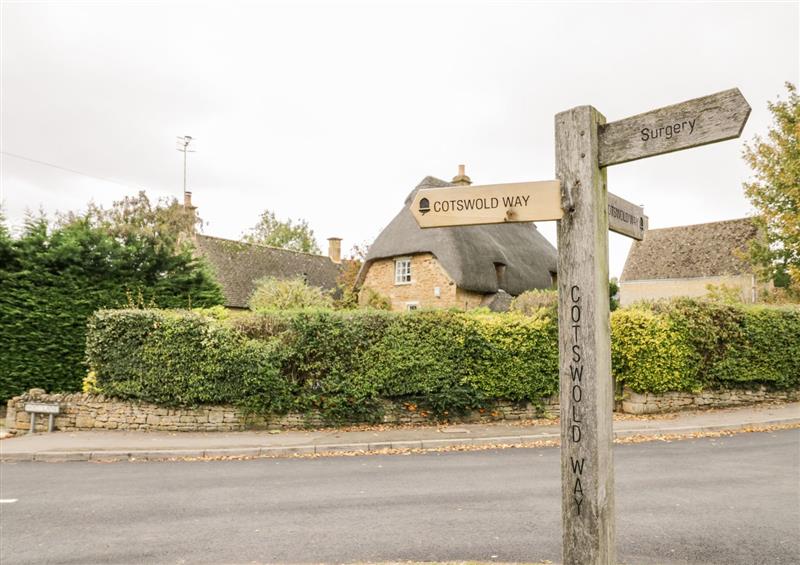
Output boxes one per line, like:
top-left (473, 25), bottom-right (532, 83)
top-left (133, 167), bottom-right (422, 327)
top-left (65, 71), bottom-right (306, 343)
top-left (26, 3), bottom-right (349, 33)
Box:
top-left (1, 151), bottom-right (140, 188)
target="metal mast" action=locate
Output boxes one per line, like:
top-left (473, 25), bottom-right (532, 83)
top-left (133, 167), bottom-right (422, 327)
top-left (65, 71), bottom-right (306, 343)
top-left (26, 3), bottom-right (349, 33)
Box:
top-left (176, 135), bottom-right (195, 197)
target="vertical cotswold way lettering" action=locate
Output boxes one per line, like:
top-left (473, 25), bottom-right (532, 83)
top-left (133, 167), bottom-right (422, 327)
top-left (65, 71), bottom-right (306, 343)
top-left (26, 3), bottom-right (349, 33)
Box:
top-left (569, 284), bottom-right (585, 516)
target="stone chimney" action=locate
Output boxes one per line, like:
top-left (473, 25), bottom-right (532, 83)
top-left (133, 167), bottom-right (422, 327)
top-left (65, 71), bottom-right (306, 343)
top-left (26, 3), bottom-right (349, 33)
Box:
top-left (183, 191), bottom-right (196, 210)
top-left (183, 191), bottom-right (197, 237)
top-left (451, 164), bottom-right (472, 186)
top-left (327, 237), bottom-right (342, 263)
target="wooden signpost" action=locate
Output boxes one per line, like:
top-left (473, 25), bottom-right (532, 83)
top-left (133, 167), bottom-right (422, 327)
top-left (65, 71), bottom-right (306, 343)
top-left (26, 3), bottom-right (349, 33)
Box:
top-left (409, 87), bottom-right (750, 565)
top-left (598, 88), bottom-right (751, 167)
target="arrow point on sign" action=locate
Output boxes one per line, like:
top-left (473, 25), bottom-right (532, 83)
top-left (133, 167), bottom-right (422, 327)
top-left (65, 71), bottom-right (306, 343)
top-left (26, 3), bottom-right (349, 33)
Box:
top-left (731, 87), bottom-right (752, 137)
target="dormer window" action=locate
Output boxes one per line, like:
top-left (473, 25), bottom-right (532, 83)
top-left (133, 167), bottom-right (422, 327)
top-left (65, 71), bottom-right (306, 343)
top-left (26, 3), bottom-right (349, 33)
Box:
top-left (395, 257), bottom-right (412, 284)
top-left (494, 262), bottom-right (507, 290)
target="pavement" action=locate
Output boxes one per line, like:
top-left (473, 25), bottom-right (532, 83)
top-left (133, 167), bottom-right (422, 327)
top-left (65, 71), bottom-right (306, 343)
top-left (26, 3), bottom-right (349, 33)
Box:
top-left (1, 401), bottom-right (798, 462)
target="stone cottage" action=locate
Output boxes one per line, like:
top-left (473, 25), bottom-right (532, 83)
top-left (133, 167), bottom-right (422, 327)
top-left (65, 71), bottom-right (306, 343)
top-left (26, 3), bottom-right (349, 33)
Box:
top-left (619, 217), bottom-right (767, 306)
top-left (356, 170), bottom-right (558, 311)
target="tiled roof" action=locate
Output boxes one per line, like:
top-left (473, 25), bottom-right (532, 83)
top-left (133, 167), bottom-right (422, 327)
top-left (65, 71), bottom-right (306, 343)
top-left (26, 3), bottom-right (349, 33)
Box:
top-left (620, 217), bottom-right (758, 281)
top-left (195, 235), bottom-right (343, 308)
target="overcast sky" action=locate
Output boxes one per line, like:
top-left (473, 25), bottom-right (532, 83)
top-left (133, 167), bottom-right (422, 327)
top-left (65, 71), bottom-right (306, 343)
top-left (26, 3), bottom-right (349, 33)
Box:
top-left (2, 0), bottom-right (798, 277)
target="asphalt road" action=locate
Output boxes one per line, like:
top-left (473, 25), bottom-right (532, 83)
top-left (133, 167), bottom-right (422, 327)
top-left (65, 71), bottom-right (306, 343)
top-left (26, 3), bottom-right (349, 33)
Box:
top-left (1, 429), bottom-right (798, 565)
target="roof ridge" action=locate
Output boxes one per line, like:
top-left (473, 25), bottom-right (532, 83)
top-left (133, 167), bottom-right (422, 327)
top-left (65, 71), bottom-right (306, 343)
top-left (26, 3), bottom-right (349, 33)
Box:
top-left (645, 216), bottom-right (755, 232)
top-left (195, 233), bottom-right (330, 259)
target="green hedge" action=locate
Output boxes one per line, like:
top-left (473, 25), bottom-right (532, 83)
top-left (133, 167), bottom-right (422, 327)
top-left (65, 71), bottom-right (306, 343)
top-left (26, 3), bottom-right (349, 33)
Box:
top-left (86, 310), bottom-right (291, 412)
top-left (611, 299), bottom-right (800, 393)
top-left (85, 300), bottom-right (800, 424)
top-left (0, 217), bottom-right (223, 401)
top-left (88, 308), bottom-right (560, 422)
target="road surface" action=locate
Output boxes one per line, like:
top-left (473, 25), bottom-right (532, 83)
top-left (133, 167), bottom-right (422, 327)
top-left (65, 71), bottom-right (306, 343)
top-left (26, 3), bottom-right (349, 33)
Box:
top-left (1, 429), bottom-right (798, 564)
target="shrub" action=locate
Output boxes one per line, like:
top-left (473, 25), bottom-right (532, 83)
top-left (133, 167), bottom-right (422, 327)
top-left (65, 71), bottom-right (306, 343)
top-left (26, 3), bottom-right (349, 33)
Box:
top-left (704, 283), bottom-right (745, 304)
top-left (360, 311), bottom-right (484, 418)
top-left (511, 289), bottom-right (557, 316)
top-left (86, 309), bottom-right (291, 412)
top-left (268, 309), bottom-right (395, 422)
top-left (611, 307), bottom-right (697, 393)
top-left (467, 312), bottom-right (559, 402)
top-left (248, 277), bottom-right (333, 311)
top-left (612, 299), bottom-right (800, 392)
top-left (706, 305), bottom-right (800, 390)
top-left (359, 288), bottom-right (391, 310)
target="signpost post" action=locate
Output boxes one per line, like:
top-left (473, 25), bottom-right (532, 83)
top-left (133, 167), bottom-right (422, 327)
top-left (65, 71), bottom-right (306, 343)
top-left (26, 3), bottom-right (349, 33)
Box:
top-left (409, 87), bottom-right (750, 565)
top-left (555, 105), bottom-right (615, 565)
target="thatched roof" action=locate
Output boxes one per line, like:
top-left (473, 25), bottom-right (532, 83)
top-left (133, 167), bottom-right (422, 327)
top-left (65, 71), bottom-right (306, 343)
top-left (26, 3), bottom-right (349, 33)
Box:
top-left (358, 176), bottom-right (558, 295)
top-left (620, 217), bottom-right (758, 282)
top-left (195, 235), bottom-right (343, 308)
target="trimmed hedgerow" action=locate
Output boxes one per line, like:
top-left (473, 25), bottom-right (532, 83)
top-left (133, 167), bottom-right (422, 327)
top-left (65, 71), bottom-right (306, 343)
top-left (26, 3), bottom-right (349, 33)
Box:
top-left (611, 299), bottom-right (800, 393)
top-left (466, 312), bottom-right (559, 403)
top-left (610, 307), bottom-right (697, 393)
top-left (87, 308), bottom-right (561, 422)
top-left (86, 300), bottom-right (800, 424)
top-left (86, 310), bottom-right (291, 412)
top-left (237, 309), bottom-right (396, 422)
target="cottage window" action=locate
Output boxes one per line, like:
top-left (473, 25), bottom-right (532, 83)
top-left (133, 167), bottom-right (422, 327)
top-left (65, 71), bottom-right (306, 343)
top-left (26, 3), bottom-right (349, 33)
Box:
top-left (405, 302), bottom-right (419, 311)
top-left (395, 257), bottom-right (412, 284)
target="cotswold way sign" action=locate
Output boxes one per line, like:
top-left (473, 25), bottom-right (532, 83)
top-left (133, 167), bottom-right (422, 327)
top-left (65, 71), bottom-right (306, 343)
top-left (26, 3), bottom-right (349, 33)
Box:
top-left (410, 180), bottom-right (562, 228)
top-left (412, 180), bottom-right (648, 240)
top-left (409, 87), bottom-right (749, 565)
top-left (607, 192), bottom-right (647, 241)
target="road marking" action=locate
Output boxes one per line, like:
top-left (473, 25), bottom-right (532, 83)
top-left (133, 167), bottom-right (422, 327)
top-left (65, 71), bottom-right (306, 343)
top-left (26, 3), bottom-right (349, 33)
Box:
top-left (0, 499), bottom-right (18, 504)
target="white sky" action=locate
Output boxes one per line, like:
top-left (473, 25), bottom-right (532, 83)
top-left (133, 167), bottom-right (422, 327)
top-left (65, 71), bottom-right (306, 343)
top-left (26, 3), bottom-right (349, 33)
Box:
top-left (2, 0), bottom-right (798, 277)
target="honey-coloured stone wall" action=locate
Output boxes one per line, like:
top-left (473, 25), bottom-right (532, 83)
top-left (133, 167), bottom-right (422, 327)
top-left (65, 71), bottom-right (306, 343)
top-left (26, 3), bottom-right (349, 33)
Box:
top-left (621, 386), bottom-right (798, 414)
top-left (359, 253), bottom-right (485, 311)
top-left (5, 389), bottom-right (560, 433)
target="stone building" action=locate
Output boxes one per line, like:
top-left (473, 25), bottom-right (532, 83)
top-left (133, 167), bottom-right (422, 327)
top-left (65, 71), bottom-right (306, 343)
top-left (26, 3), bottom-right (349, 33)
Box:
top-left (185, 193), bottom-right (345, 310)
top-left (619, 217), bottom-right (766, 306)
top-left (356, 171), bottom-right (558, 311)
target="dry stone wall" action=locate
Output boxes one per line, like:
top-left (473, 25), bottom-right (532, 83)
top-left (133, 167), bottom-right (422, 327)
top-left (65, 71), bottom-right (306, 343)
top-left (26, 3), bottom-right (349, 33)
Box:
top-left (5, 389), bottom-right (559, 433)
top-left (6, 386), bottom-right (795, 433)
top-left (621, 386), bottom-right (798, 414)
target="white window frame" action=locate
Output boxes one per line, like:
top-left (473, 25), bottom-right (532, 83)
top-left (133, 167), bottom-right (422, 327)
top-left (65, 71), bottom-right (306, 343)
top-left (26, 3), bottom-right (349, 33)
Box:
top-left (405, 301), bottom-right (420, 311)
top-left (394, 257), bottom-right (412, 285)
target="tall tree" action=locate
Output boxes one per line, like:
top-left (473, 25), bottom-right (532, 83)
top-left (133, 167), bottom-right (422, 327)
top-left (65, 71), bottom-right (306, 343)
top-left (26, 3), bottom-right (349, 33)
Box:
top-left (0, 192), bottom-right (224, 400)
top-left (743, 82), bottom-right (800, 288)
top-left (242, 210), bottom-right (320, 253)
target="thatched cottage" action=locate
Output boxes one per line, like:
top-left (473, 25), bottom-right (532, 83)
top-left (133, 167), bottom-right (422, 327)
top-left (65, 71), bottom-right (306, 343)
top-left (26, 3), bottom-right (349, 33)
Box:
top-left (619, 217), bottom-right (766, 306)
top-left (356, 172), bottom-right (558, 311)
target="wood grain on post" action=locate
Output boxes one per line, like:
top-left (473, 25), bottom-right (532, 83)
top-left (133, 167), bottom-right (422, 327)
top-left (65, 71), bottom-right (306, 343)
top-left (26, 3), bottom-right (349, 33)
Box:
top-left (555, 105), bottom-right (615, 565)
top-left (598, 88), bottom-right (751, 167)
